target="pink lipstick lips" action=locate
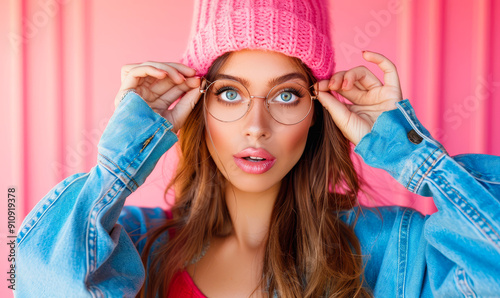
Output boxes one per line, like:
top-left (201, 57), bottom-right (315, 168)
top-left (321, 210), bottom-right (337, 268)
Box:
top-left (233, 148), bottom-right (276, 174)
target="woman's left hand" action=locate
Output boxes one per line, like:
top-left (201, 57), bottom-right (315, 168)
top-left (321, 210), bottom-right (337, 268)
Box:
top-left (317, 51), bottom-right (403, 145)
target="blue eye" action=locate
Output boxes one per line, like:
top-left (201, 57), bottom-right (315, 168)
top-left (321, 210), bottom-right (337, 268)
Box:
top-left (274, 90), bottom-right (299, 103)
top-left (215, 87), bottom-right (242, 102)
top-left (280, 92), bottom-right (293, 102)
top-left (222, 90), bottom-right (239, 101)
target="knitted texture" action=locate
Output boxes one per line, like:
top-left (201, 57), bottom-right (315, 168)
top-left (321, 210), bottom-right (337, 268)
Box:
top-left (181, 0), bottom-right (334, 80)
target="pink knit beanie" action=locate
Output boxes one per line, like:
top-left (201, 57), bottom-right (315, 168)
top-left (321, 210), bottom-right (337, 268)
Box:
top-left (181, 0), bottom-right (334, 80)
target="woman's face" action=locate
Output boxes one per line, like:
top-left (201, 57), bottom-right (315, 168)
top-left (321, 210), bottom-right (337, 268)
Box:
top-left (205, 50), bottom-right (314, 195)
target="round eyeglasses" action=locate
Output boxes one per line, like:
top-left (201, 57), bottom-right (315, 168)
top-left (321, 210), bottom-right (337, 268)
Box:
top-left (199, 78), bottom-right (317, 125)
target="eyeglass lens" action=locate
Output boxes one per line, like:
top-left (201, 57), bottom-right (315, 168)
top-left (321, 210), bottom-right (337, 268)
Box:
top-left (204, 79), bottom-right (313, 125)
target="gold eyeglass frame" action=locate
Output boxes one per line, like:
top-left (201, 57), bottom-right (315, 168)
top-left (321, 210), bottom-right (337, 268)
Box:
top-left (199, 78), bottom-right (318, 125)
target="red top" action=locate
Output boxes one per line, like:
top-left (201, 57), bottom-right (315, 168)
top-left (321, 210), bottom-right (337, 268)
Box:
top-left (164, 210), bottom-right (207, 297)
top-left (167, 270), bottom-right (207, 298)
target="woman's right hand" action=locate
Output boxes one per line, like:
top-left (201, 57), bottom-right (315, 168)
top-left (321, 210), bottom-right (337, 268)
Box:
top-left (114, 62), bottom-right (201, 133)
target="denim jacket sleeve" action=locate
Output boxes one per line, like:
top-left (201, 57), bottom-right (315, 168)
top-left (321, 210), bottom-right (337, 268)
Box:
top-left (16, 91), bottom-right (174, 298)
top-left (349, 99), bottom-right (500, 297)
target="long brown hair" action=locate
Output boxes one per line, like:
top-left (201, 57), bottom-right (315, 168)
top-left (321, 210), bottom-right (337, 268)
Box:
top-left (137, 52), bottom-right (370, 297)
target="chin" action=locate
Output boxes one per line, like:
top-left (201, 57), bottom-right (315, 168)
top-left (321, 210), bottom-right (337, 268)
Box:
top-left (225, 171), bottom-right (284, 194)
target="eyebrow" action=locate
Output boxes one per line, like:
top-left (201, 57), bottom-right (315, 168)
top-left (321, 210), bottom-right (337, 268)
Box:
top-left (213, 72), bottom-right (308, 88)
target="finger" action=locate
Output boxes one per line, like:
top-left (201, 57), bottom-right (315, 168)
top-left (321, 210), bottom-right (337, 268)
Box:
top-left (320, 78), bottom-right (371, 106)
top-left (121, 63), bottom-right (141, 82)
top-left (120, 62), bottom-right (196, 83)
top-left (167, 87), bottom-right (203, 133)
top-left (160, 77), bottom-right (201, 106)
top-left (120, 65), bottom-right (168, 91)
top-left (165, 62), bottom-right (197, 77)
top-left (317, 90), bottom-right (371, 144)
top-left (140, 62), bottom-right (196, 79)
top-left (318, 79), bottom-right (331, 92)
top-left (316, 90), bottom-right (352, 131)
top-left (140, 62), bottom-right (187, 84)
top-left (327, 71), bottom-right (346, 90)
top-left (339, 66), bottom-right (382, 91)
top-left (362, 51), bottom-right (401, 89)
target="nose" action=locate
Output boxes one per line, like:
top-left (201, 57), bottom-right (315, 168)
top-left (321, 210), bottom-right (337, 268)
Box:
top-left (242, 97), bottom-right (272, 139)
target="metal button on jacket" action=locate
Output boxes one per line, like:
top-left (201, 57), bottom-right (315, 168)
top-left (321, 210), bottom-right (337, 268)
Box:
top-left (407, 129), bottom-right (423, 144)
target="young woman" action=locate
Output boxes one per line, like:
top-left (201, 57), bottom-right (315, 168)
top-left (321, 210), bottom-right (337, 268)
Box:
top-left (16, 0), bottom-right (500, 297)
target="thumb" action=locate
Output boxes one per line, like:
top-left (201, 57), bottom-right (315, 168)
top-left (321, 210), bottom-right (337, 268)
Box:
top-left (167, 87), bottom-right (202, 133)
top-left (316, 88), bottom-right (352, 133)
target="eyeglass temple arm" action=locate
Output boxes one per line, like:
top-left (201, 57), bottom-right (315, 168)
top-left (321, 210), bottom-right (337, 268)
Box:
top-left (310, 82), bottom-right (319, 100)
top-left (199, 77), bottom-right (210, 93)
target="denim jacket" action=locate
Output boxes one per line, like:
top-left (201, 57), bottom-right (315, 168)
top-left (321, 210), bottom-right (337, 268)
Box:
top-left (16, 92), bottom-right (500, 297)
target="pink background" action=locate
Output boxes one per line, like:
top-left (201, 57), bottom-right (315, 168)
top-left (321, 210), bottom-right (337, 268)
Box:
top-left (2, 0), bottom-right (500, 296)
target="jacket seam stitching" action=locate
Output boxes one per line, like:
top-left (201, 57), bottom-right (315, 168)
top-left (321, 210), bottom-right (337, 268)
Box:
top-left (455, 267), bottom-right (476, 298)
top-left (98, 153), bottom-right (139, 191)
top-left (88, 284), bottom-right (103, 298)
top-left (84, 180), bottom-right (123, 294)
top-left (397, 208), bottom-right (413, 298)
top-left (435, 174), bottom-right (500, 249)
top-left (17, 174), bottom-right (89, 246)
top-left (405, 147), bottom-right (440, 191)
top-left (470, 176), bottom-right (500, 185)
top-left (414, 151), bottom-right (446, 193)
top-left (87, 185), bottom-right (117, 272)
top-left (397, 101), bottom-right (447, 153)
top-left (457, 163), bottom-right (500, 183)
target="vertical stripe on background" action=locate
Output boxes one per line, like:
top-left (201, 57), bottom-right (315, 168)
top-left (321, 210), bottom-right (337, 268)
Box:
top-left (20, 0), bottom-right (28, 217)
top-left (474, 0), bottom-right (492, 153)
top-left (83, 0), bottom-right (93, 171)
top-left (426, 0), bottom-right (445, 134)
top-left (399, 0), bottom-right (413, 103)
top-left (56, 1), bottom-right (65, 180)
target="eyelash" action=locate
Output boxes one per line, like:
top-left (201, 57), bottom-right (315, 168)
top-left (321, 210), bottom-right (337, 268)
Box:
top-left (214, 86), bottom-right (305, 98)
top-left (214, 85), bottom-right (238, 96)
top-left (271, 87), bottom-right (304, 107)
top-left (213, 85), bottom-right (242, 106)
top-left (277, 87), bottom-right (305, 98)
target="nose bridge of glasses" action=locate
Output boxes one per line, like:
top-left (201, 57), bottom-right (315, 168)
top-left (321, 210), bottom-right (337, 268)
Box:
top-left (247, 94), bottom-right (270, 115)
top-left (249, 95), bottom-right (267, 99)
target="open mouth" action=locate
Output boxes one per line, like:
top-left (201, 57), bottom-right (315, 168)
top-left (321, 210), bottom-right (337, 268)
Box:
top-left (243, 156), bottom-right (266, 162)
top-left (233, 148), bottom-right (276, 174)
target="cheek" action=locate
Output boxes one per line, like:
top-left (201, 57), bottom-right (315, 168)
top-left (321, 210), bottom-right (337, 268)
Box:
top-left (279, 115), bottom-right (313, 159)
top-left (280, 124), bottom-right (310, 161)
top-left (205, 117), bottom-right (234, 165)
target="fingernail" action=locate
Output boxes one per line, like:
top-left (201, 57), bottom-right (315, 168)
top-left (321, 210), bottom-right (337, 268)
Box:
top-left (328, 78), bottom-right (335, 88)
top-left (342, 79), bottom-right (348, 89)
